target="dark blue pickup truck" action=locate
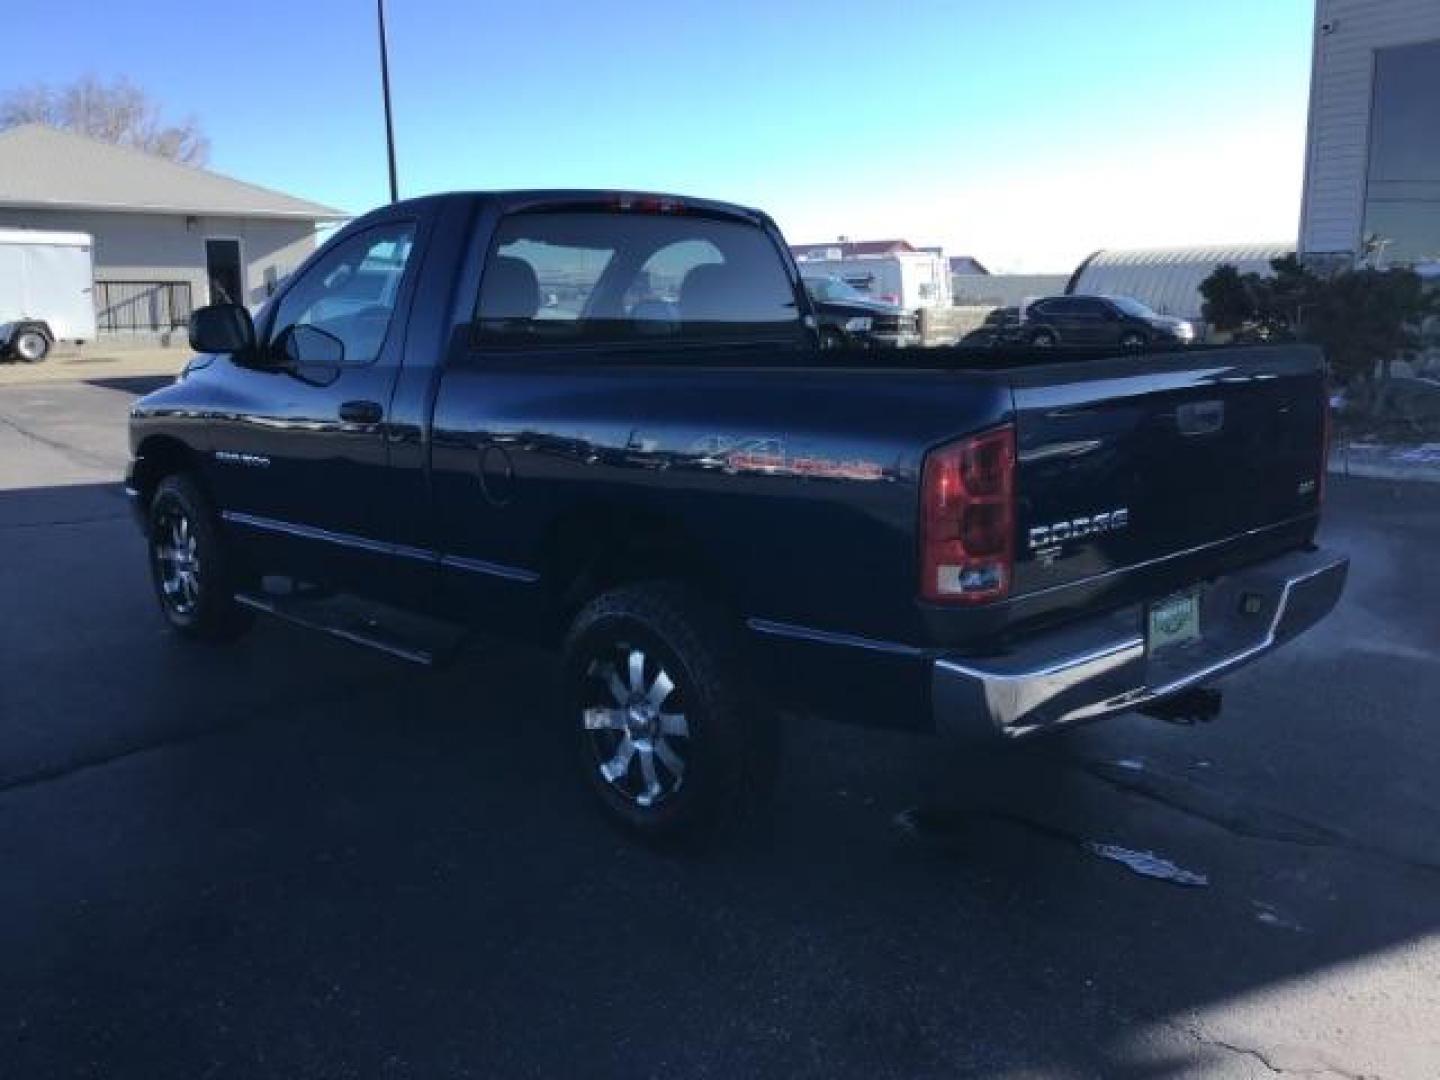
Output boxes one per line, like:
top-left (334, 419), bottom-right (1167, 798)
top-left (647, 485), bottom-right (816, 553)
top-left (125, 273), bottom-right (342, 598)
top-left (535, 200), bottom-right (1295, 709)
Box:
top-left (126, 190), bottom-right (1347, 840)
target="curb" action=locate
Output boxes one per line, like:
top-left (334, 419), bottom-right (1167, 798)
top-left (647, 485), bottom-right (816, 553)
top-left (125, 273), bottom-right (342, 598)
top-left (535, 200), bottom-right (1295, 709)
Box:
top-left (1329, 442), bottom-right (1440, 484)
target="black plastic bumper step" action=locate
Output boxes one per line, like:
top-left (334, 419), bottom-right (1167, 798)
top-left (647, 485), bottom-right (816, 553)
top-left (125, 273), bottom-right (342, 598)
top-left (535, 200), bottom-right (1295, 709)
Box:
top-left (235, 589), bottom-right (467, 666)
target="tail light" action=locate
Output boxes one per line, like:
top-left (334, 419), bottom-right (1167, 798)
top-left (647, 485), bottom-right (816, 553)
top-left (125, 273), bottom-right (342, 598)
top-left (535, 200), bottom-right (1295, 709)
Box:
top-left (920, 425), bottom-right (1016, 603)
top-left (610, 194), bottom-right (685, 214)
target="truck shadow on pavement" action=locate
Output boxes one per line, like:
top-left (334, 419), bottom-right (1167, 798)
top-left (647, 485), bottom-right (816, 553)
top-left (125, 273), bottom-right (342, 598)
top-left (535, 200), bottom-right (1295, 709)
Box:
top-left (83, 374), bottom-right (178, 396)
top-left (1, 478), bottom-right (1437, 1078)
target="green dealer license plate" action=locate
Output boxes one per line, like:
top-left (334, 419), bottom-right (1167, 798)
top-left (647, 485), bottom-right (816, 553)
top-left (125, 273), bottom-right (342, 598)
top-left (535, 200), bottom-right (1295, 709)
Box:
top-left (1147, 589), bottom-right (1201, 655)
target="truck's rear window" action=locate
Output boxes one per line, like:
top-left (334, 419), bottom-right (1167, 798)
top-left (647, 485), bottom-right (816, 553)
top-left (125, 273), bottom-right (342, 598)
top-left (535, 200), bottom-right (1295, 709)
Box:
top-left (473, 211), bottom-right (804, 348)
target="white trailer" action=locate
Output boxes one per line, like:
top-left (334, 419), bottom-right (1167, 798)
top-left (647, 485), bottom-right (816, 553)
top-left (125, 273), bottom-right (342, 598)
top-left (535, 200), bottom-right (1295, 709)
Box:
top-left (791, 250), bottom-right (951, 313)
top-left (0, 228), bottom-right (96, 362)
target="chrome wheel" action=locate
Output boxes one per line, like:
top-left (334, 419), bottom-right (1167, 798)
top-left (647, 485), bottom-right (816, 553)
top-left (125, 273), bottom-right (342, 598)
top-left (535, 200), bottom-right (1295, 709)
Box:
top-left (153, 509), bottom-right (202, 616)
top-left (582, 643), bottom-right (691, 809)
top-left (13, 330), bottom-right (48, 362)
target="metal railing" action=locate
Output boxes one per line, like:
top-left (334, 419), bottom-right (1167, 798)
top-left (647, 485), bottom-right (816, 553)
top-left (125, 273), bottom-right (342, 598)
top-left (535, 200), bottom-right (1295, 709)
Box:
top-left (94, 280), bottom-right (193, 333)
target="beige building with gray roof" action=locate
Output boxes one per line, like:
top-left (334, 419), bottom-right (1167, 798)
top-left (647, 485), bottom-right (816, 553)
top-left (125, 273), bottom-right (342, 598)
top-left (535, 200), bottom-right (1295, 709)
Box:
top-left (0, 124), bottom-right (346, 337)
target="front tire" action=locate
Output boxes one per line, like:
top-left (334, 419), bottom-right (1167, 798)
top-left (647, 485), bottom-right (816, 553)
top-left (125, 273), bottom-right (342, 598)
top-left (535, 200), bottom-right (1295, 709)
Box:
top-left (1119, 330), bottom-right (1147, 351)
top-left (12, 329), bottom-right (49, 362)
top-left (147, 475), bottom-right (253, 642)
top-left (1029, 329), bottom-right (1057, 347)
top-left (561, 582), bottom-right (758, 843)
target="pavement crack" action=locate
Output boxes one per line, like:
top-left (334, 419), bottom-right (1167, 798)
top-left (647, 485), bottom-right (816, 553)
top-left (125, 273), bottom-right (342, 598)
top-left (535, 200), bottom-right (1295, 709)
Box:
top-left (0, 721), bottom-right (247, 799)
top-left (0, 672), bottom-right (416, 801)
top-left (1168, 1020), bottom-right (1372, 1079)
top-left (1080, 758), bottom-right (1440, 880)
top-left (1209, 1038), bottom-right (1285, 1075)
top-left (1082, 759), bottom-right (1345, 847)
top-left (1206, 1037), bottom-right (1365, 1078)
top-left (0, 409), bottom-right (122, 472)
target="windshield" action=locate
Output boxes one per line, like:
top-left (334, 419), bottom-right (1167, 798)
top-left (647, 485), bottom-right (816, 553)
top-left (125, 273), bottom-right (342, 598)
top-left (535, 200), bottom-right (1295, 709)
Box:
top-left (1110, 295), bottom-right (1159, 319)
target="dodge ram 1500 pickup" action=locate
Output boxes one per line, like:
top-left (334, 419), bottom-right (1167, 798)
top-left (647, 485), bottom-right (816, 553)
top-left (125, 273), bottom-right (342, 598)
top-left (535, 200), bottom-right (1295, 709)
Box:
top-left (126, 190), bottom-right (1347, 840)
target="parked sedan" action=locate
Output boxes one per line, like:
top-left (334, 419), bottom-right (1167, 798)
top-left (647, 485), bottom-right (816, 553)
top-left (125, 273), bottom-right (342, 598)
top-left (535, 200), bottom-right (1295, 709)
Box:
top-left (1021, 294), bottom-right (1194, 349)
top-left (803, 275), bottom-right (920, 348)
top-left (958, 305), bottom-right (1023, 347)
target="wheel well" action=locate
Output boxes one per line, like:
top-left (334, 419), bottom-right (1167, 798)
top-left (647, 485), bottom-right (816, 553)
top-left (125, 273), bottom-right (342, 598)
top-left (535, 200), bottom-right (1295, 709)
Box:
top-left (12, 321), bottom-right (54, 341)
top-left (131, 436), bottom-right (206, 509)
top-left (539, 503), bottom-right (736, 643)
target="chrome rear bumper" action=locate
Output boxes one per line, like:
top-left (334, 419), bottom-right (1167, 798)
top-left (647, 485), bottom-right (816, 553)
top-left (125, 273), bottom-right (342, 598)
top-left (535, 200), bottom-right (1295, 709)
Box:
top-left (932, 547), bottom-right (1348, 739)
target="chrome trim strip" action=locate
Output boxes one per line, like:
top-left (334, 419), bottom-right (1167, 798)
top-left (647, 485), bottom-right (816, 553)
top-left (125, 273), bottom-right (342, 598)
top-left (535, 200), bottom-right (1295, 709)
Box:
top-left (222, 511), bottom-right (392, 555)
top-left (391, 542), bottom-right (437, 564)
top-left (221, 511), bottom-right (539, 584)
top-left (439, 554), bottom-right (540, 584)
top-left (745, 618), bottom-right (925, 658)
top-left (1019, 512), bottom-right (1317, 601)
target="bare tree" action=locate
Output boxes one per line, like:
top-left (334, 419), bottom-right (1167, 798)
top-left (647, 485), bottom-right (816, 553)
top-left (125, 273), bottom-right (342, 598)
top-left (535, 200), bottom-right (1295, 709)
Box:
top-left (0, 75), bottom-right (210, 165)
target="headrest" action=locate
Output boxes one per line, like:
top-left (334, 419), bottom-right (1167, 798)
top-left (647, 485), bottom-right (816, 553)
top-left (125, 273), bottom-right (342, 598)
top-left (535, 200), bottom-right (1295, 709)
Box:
top-left (479, 256), bottom-right (540, 322)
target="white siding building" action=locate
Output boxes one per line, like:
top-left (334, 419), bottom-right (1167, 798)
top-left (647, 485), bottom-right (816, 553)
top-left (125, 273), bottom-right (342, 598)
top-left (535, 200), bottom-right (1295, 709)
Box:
top-left (1299, 0), bottom-right (1440, 268)
top-left (0, 124), bottom-right (346, 337)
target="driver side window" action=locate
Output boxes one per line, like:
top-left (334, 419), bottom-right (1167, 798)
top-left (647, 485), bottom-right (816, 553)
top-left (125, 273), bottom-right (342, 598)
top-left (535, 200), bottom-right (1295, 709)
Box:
top-left (269, 222), bottom-right (416, 367)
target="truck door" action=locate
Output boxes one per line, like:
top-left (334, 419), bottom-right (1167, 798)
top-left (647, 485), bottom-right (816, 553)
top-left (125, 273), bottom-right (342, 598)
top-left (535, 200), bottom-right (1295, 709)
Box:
top-left (208, 217), bottom-right (423, 589)
top-left (426, 201), bottom-right (809, 634)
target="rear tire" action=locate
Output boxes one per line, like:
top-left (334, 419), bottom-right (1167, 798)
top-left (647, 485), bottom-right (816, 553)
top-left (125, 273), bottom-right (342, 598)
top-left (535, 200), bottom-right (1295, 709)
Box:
top-left (147, 474), bottom-right (253, 642)
top-left (12, 329), bottom-right (49, 362)
top-left (1029, 329), bottom-right (1057, 347)
top-left (561, 582), bottom-right (761, 844)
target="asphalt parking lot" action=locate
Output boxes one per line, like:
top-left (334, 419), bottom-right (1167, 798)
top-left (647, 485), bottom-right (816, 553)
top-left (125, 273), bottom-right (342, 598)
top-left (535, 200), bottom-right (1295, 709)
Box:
top-left (2, 375), bottom-right (1438, 1079)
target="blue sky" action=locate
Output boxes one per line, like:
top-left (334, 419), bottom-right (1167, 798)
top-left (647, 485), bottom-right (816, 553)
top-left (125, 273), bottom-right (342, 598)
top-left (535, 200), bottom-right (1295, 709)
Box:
top-left (5, 0), bottom-right (1315, 270)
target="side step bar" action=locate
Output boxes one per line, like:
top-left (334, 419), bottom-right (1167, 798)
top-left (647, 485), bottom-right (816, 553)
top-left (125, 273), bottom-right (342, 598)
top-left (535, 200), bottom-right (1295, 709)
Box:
top-left (235, 590), bottom-right (467, 666)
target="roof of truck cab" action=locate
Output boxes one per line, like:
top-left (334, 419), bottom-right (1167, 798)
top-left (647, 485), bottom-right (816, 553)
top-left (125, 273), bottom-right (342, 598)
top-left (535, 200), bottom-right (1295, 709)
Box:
top-left (334, 191), bottom-right (776, 243)
top-left (470, 190), bottom-right (767, 220)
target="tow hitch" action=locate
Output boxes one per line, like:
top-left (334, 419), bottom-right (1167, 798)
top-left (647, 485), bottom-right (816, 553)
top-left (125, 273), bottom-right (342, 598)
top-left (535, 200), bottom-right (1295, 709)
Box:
top-left (1140, 687), bottom-right (1223, 725)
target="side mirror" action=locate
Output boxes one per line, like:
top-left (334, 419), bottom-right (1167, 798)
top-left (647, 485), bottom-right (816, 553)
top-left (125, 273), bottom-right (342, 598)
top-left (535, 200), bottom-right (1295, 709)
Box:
top-left (189, 304), bottom-right (255, 355)
top-left (276, 323), bottom-right (346, 368)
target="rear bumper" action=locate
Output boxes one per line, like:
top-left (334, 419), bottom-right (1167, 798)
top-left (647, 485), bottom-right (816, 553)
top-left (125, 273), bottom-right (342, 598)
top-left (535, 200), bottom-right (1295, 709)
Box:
top-left (931, 546), bottom-right (1348, 739)
top-left (870, 331), bottom-right (921, 348)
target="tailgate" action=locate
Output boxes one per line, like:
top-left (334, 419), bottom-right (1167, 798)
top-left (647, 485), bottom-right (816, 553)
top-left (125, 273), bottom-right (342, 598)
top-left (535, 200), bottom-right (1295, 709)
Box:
top-left (1009, 345), bottom-right (1326, 598)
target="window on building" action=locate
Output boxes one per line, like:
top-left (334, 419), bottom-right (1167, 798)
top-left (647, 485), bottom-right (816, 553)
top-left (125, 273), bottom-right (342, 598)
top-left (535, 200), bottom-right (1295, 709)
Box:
top-left (1362, 38), bottom-right (1440, 269)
